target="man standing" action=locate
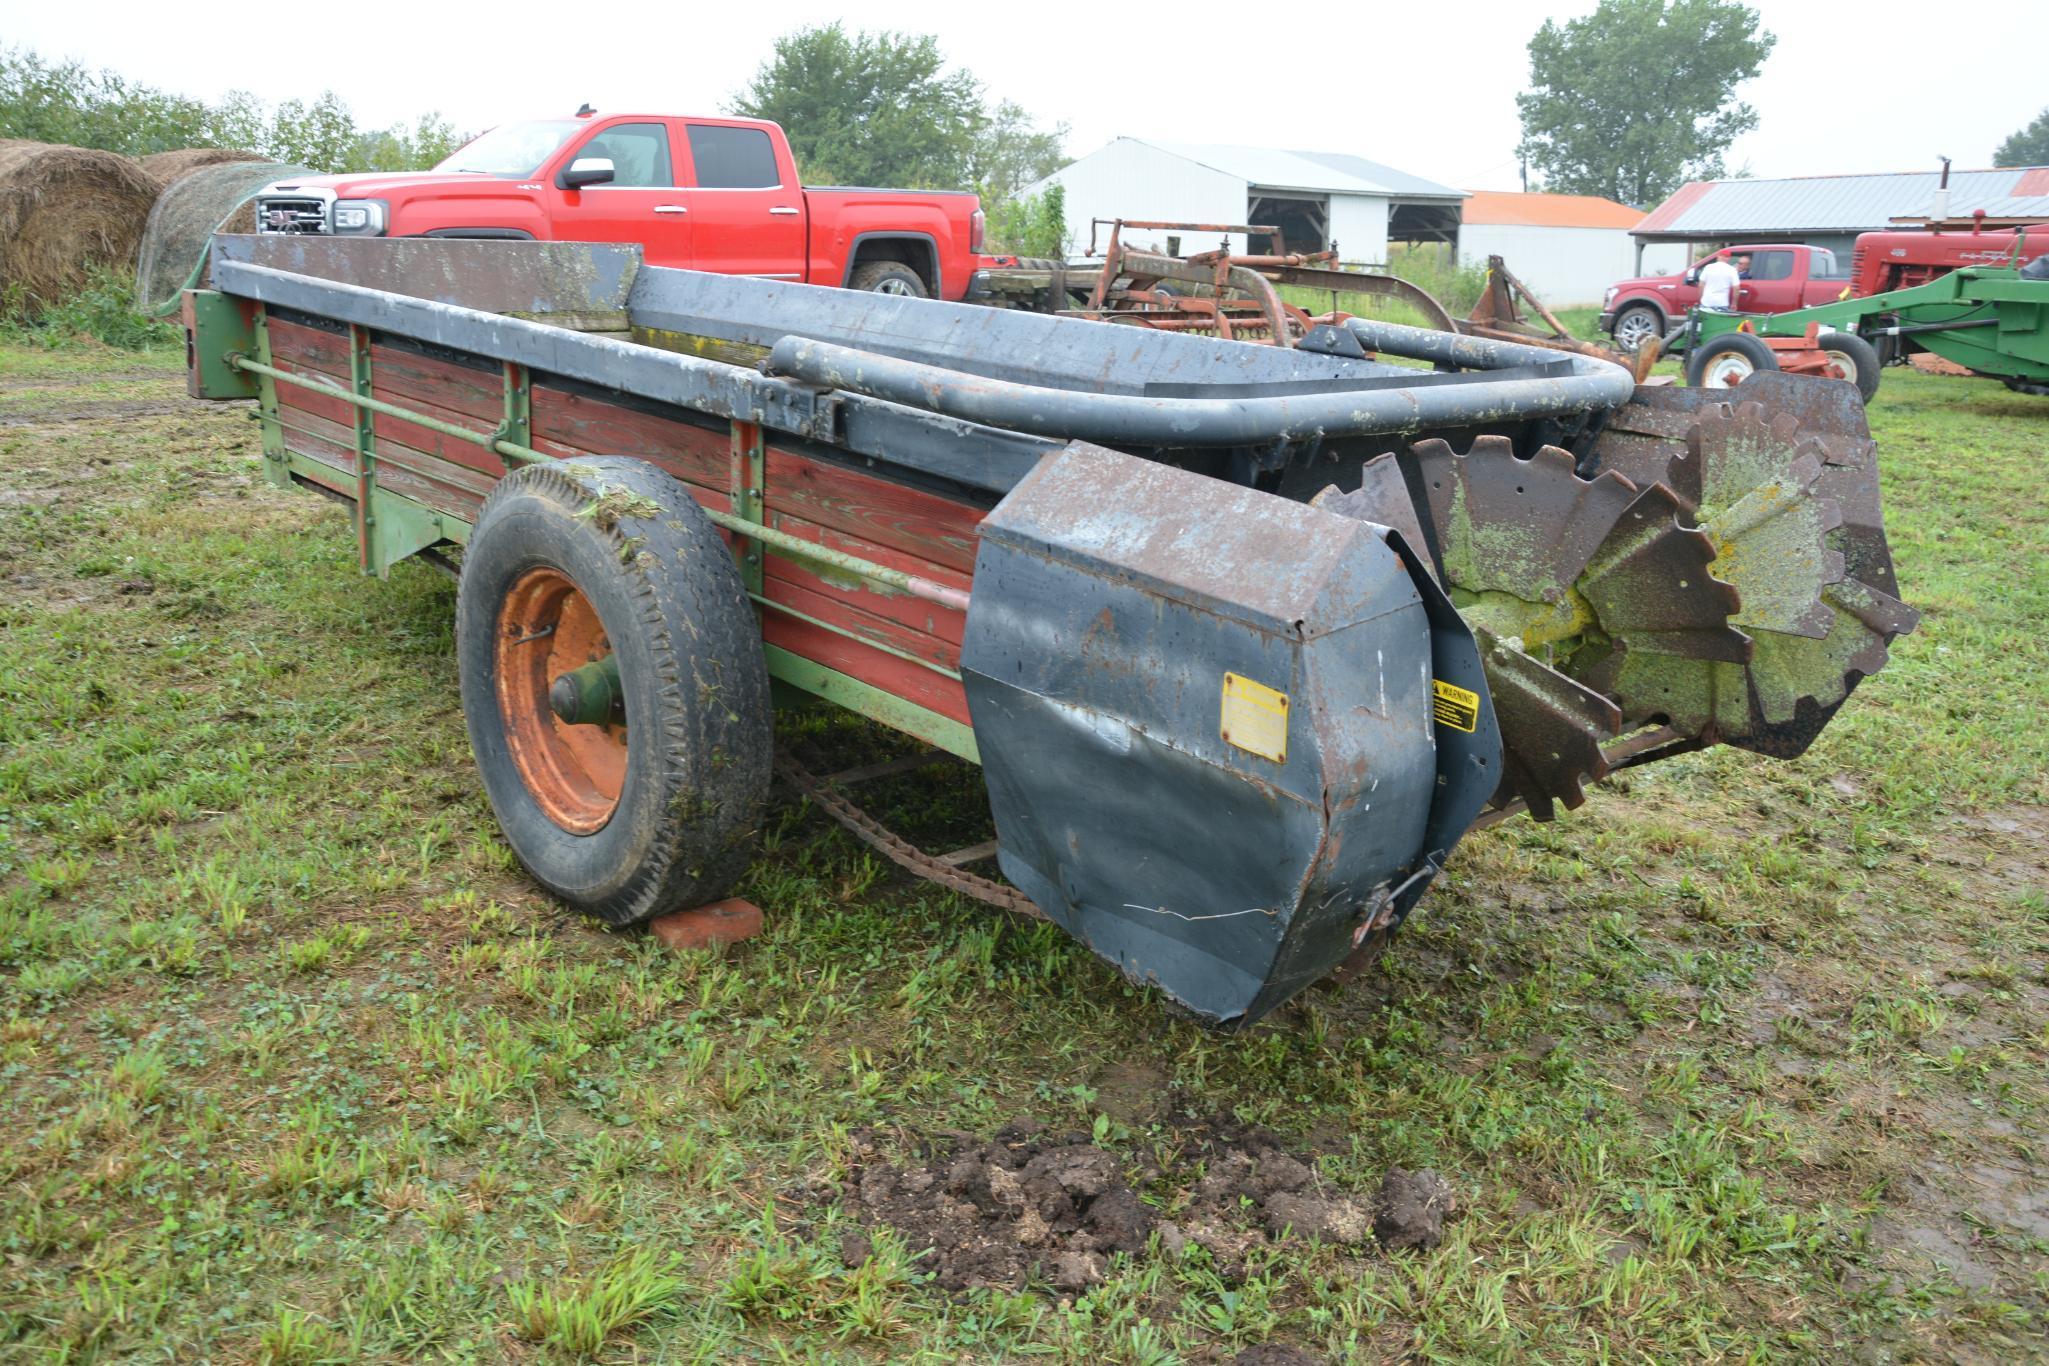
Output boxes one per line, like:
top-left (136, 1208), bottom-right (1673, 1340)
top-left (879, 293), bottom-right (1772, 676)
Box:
top-left (1699, 254), bottom-right (1743, 312)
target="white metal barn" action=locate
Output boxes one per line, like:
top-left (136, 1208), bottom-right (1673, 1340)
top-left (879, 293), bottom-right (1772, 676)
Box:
top-left (1455, 192), bottom-right (1684, 307)
top-left (1027, 138), bottom-right (1466, 264)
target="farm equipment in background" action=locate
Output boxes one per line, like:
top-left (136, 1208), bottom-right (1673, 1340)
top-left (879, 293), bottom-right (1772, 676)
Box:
top-left (1684, 249), bottom-right (2049, 400)
top-left (180, 236), bottom-right (1916, 1026)
top-left (977, 231), bottom-right (1671, 384)
top-left (974, 218), bottom-right (1455, 344)
top-left (1462, 255), bottom-right (1663, 379)
top-left (1849, 219), bottom-right (2044, 298)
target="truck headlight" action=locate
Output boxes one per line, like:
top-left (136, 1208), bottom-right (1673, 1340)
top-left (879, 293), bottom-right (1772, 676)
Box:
top-left (1603, 285), bottom-right (1617, 304)
top-left (331, 200), bottom-right (387, 235)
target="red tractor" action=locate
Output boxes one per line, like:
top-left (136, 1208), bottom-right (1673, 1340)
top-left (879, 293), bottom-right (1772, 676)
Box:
top-left (1849, 219), bottom-right (2038, 296)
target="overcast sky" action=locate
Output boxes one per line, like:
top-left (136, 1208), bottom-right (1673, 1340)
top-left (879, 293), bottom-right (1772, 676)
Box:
top-left (12, 0), bottom-right (2046, 200)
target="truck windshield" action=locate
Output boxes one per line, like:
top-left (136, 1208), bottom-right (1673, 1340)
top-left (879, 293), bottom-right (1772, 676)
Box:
top-left (435, 121), bottom-right (580, 179)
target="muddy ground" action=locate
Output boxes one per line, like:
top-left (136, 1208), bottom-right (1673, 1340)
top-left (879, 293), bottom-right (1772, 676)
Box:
top-left (828, 1114), bottom-right (1455, 1294)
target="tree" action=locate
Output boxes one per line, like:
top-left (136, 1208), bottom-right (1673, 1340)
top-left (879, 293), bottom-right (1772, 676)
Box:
top-left (1516, 0), bottom-right (1774, 208)
top-left (731, 24), bottom-right (986, 189)
top-left (968, 99), bottom-right (1068, 206)
top-left (1, 46), bottom-right (463, 174)
top-left (983, 184), bottom-right (1067, 257)
top-left (1995, 108), bottom-right (2049, 168)
top-left (351, 113), bottom-right (466, 174)
top-left (0, 47), bottom-right (210, 155)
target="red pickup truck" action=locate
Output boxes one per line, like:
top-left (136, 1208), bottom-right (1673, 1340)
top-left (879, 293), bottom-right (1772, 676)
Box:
top-left (253, 110), bottom-right (984, 300)
top-left (1599, 244), bottom-right (1851, 351)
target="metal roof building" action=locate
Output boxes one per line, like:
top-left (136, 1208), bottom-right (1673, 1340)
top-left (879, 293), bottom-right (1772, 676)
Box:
top-left (1027, 137), bottom-right (1465, 263)
top-left (1456, 193), bottom-right (1686, 307)
top-left (1632, 167), bottom-right (2049, 265)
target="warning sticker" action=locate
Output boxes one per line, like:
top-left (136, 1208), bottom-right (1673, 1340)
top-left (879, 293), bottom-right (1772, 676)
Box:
top-left (1221, 672), bottom-right (1289, 763)
top-left (1432, 678), bottom-right (1480, 733)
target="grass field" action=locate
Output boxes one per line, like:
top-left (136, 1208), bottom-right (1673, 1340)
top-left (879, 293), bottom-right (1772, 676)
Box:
top-left (1, 340), bottom-right (2045, 1361)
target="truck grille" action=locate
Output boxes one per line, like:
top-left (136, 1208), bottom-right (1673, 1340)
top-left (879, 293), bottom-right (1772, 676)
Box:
top-left (257, 197), bottom-right (329, 233)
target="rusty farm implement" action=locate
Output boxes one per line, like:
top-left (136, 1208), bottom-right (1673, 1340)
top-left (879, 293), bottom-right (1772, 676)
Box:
top-left (181, 236), bottom-right (1916, 1026)
top-left (974, 218), bottom-right (1458, 345)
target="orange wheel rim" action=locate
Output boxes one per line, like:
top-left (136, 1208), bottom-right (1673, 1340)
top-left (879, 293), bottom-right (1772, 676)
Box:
top-left (495, 567), bottom-right (627, 833)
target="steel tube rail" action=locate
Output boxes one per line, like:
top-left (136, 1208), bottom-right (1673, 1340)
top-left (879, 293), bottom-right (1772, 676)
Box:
top-left (231, 355), bottom-right (553, 465)
top-left (745, 593), bottom-right (963, 680)
top-left (703, 509), bottom-right (973, 614)
top-left (229, 354), bottom-right (973, 614)
top-left (1339, 318), bottom-right (1627, 375)
top-left (766, 323), bottom-right (1635, 448)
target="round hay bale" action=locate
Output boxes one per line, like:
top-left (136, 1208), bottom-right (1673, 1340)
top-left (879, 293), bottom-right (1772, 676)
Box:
top-left (0, 139), bottom-right (161, 311)
top-left (135, 160), bottom-right (310, 316)
top-left (140, 147), bottom-right (265, 188)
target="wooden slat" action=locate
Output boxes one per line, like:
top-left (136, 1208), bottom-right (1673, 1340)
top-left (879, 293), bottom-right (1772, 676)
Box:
top-left (763, 553), bottom-right (965, 650)
top-left (268, 319), bottom-right (350, 380)
top-left (281, 386), bottom-right (493, 521)
top-left (529, 385), bottom-right (728, 490)
top-left (764, 450), bottom-right (981, 577)
top-left (760, 613), bottom-right (971, 725)
top-left (367, 342), bottom-right (503, 425)
top-left (369, 408), bottom-right (505, 481)
top-left (761, 567), bottom-right (961, 671)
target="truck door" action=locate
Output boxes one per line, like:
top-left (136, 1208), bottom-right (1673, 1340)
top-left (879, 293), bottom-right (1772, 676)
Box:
top-left (680, 122), bottom-right (806, 279)
top-left (547, 120), bottom-right (692, 267)
top-left (1740, 250), bottom-right (1799, 312)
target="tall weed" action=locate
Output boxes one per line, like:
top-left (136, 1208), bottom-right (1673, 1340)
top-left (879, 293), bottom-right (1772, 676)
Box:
top-left (1, 268), bottom-right (180, 350)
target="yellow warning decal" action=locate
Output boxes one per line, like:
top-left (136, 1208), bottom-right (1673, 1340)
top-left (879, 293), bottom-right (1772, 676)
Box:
top-left (1433, 679), bottom-right (1480, 733)
top-left (1221, 672), bottom-right (1289, 763)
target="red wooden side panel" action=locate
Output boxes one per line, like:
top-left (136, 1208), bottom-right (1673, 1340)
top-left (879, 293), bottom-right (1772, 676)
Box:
top-left (765, 453), bottom-right (978, 579)
top-left (529, 387), bottom-right (729, 493)
top-left (523, 380), bottom-right (985, 722)
top-left (264, 322), bottom-right (986, 721)
top-left (268, 323), bottom-right (504, 521)
top-left (269, 318), bottom-right (350, 380)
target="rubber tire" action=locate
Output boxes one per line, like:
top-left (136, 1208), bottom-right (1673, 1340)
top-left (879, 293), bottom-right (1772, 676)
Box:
top-left (849, 261), bottom-right (929, 297)
top-left (1816, 330), bottom-right (1882, 404)
top-left (457, 457), bottom-right (771, 927)
top-left (1609, 303), bottom-right (1664, 354)
top-left (1686, 331), bottom-right (1780, 391)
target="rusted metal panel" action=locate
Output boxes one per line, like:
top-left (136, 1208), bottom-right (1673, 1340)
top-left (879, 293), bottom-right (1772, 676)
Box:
top-left (213, 234), bottom-right (640, 322)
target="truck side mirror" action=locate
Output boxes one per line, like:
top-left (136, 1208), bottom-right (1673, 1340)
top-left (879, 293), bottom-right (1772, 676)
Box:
top-left (558, 157), bottom-right (615, 190)
top-left (1683, 267), bottom-right (1700, 284)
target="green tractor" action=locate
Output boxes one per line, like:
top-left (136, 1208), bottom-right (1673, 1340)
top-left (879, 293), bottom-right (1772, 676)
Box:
top-left (1681, 248), bottom-right (2049, 403)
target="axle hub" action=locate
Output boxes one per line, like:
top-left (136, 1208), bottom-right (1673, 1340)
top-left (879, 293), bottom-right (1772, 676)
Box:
top-left (549, 656), bottom-right (622, 726)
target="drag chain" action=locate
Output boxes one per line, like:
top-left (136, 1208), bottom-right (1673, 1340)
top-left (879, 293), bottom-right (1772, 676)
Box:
top-left (773, 754), bottom-right (1044, 920)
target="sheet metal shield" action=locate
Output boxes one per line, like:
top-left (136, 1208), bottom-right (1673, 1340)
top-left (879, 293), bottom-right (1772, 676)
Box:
top-left (961, 443), bottom-right (1496, 1026)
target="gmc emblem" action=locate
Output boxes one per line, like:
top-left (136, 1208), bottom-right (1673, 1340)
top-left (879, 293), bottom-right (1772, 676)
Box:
top-left (265, 209), bottom-right (294, 229)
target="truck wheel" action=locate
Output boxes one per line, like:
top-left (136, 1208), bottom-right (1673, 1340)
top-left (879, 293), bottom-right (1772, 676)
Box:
top-left (1816, 331), bottom-right (1882, 404)
top-left (1685, 332), bottom-right (1779, 391)
top-left (850, 261), bottom-right (928, 297)
top-left (456, 457), bottom-right (771, 928)
top-left (1610, 304), bottom-right (1663, 353)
